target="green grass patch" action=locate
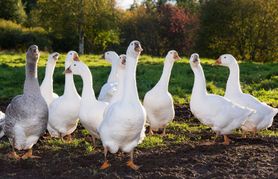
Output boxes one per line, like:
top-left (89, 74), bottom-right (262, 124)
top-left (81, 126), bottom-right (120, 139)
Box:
top-left (0, 52), bottom-right (277, 107)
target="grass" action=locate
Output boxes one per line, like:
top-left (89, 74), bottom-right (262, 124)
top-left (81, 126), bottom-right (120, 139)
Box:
top-left (0, 51), bottom-right (277, 154)
top-left (0, 52), bottom-right (277, 107)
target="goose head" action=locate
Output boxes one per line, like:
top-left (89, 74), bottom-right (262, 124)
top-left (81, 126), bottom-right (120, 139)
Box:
top-left (65, 51), bottom-right (79, 73)
top-left (216, 54), bottom-right (237, 66)
top-left (104, 51), bottom-right (119, 64)
top-left (189, 53), bottom-right (200, 68)
top-left (166, 50), bottom-right (181, 63)
top-left (126, 40), bottom-right (143, 58)
top-left (26, 45), bottom-right (40, 63)
top-left (68, 60), bottom-right (87, 76)
top-left (119, 54), bottom-right (127, 69)
top-left (47, 52), bottom-right (59, 64)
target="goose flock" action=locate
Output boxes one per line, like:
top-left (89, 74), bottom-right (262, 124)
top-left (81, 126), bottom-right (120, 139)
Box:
top-left (0, 41), bottom-right (277, 170)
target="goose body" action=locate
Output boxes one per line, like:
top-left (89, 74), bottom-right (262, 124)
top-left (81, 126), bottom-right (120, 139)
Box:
top-left (4, 45), bottom-right (48, 158)
top-left (48, 51), bottom-right (81, 138)
top-left (98, 51), bottom-right (119, 102)
top-left (0, 111), bottom-right (5, 138)
top-left (216, 54), bottom-right (278, 131)
top-left (143, 50), bottom-right (180, 134)
top-left (69, 59), bottom-right (108, 142)
top-left (189, 53), bottom-right (254, 144)
top-left (40, 52), bottom-right (59, 137)
top-left (99, 41), bottom-right (146, 170)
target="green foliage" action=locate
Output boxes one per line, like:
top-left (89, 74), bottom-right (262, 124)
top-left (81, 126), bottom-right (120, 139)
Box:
top-left (196, 0), bottom-right (278, 62)
top-left (119, 3), bottom-right (199, 56)
top-left (0, 19), bottom-right (51, 51)
top-left (30, 0), bottom-right (120, 53)
top-left (0, 0), bottom-right (27, 24)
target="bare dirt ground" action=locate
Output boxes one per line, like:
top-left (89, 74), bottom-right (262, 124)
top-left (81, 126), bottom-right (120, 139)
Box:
top-left (0, 102), bottom-right (277, 178)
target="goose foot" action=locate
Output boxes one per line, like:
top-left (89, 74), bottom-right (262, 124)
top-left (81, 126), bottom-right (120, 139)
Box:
top-left (7, 151), bottom-right (21, 160)
top-left (127, 160), bottom-right (140, 170)
top-left (21, 149), bottom-right (40, 160)
top-left (201, 141), bottom-right (216, 146)
top-left (222, 135), bottom-right (231, 145)
top-left (100, 160), bottom-right (110, 169)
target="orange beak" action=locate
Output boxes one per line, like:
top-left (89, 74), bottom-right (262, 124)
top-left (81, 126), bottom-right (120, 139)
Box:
top-left (64, 67), bottom-right (72, 74)
top-left (215, 58), bottom-right (221, 65)
top-left (174, 52), bottom-right (181, 61)
top-left (73, 53), bottom-right (79, 61)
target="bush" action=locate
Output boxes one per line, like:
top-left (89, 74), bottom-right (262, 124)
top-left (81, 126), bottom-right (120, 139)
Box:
top-left (0, 19), bottom-right (51, 51)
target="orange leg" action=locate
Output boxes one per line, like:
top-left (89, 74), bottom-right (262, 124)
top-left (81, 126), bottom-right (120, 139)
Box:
top-left (7, 138), bottom-right (20, 160)
top-left (21, 149), bottom-right (40, 160)
top-left (242, 130), bottom-right (247, 138)
top-left (252, 128), bottom-right (257, 137)
top-left (222, 135), bottom-right (231, 145)
top-left (127, 150), bottom-right (140, 170)
top-left (100, 147), bottom-right (110, 169)
top-left (161, 127), bottom-right (166, 136)
top-left (148, 127), bottom-right (153, 135)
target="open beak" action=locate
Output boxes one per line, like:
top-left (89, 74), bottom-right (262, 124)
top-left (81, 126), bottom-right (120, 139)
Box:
top-left (215, 58), bottom-right (221, 65)
top-left (135, 43), bottom-right (143, 53)
top-left (174, 52), bottom-right (181, 61)
top-left (73, 53), bottom-right (79, 61)
top-left (64, 67), bottom-right (72, 74)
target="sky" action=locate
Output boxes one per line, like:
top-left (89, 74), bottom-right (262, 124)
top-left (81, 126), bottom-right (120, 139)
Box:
top-left (116, 0), bottom-right (143, 9)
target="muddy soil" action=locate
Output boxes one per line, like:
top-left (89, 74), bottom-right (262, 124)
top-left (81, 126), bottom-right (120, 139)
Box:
top-left (0, 103), bottom-right (277, 178)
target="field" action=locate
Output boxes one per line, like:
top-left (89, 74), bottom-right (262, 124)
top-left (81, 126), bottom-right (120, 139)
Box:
top-left (0, 52), bottom-right (277, 178)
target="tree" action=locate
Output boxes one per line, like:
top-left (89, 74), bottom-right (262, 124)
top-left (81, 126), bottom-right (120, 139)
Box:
top-left (31, 0), bottom-right (120, 53)
top-left (0, 0), bottom-right (27, 24)
top-left (196, 0), bottom-right (278, 62)
top-left (120, 3), bottom-right (199, 56)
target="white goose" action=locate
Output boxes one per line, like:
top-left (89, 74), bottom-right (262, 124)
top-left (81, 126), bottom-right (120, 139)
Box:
top-left (48, 51), bottom-right (81, 140)
top-left (68, 59), bottom-right (108, 145)
top-left (98, 51), bottom-right (119, 102)
top-left (189, 53), bottom-right (254, 144)
top-left (40, 52), bottom-right (59, 137)
top-left (143, 50), bottom-right (180, 135)
top-left (40, 52), bottom-right (59, 106)
top-left (109, 54), bottom-right (126, 104)
top-left (216, 54), bottom-right (278, 134)
top-left (0, 111), bottom-right (5, 138)
top-left (98, 41), bottom-right (146, 170)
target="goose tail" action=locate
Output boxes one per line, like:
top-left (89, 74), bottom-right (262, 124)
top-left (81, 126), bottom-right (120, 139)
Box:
top-left (0, 111), bottom-right (5, 139)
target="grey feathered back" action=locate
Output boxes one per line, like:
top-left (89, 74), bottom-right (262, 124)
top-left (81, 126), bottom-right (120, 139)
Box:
top-left (4, 45), bottom-right (48, 142)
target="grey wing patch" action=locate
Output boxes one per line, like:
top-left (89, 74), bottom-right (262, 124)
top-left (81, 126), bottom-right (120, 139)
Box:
top-left (0, 112), bottom-right (5, 138)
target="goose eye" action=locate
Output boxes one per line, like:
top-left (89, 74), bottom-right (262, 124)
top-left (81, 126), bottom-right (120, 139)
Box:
top-left (74, 64), bottom-right (76, 66)
top-left (224, 56), bottom-right (226, 59)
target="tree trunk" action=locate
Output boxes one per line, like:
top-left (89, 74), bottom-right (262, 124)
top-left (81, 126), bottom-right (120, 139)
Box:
top-left (79, 31), bottom-right (84, 54)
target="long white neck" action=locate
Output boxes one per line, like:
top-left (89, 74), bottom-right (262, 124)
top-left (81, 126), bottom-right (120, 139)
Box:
top-left (64, 73), bottom-right (79, 97)
top-left (24, 61), bottom-right (40, 95)
top-left (122, 57), bottom-right (139, 103)
top-left (107, 61), bottom-right (118, 83)
top-left (80, 67), bottom-right (96, 102)
top-left (192, 64), bottom-right (207, 98)
top-left (111, 67), bottom-right (125, 103)
top-left (40, 61), bottom-right (56, 92)
top-left (225, 63), bottom-right (242, 96)
top-left (155, 61), bottom-right (173, 91)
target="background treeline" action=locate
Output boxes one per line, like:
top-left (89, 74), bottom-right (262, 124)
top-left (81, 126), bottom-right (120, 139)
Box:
top-left (0, 0), bottom-right (277, 62)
